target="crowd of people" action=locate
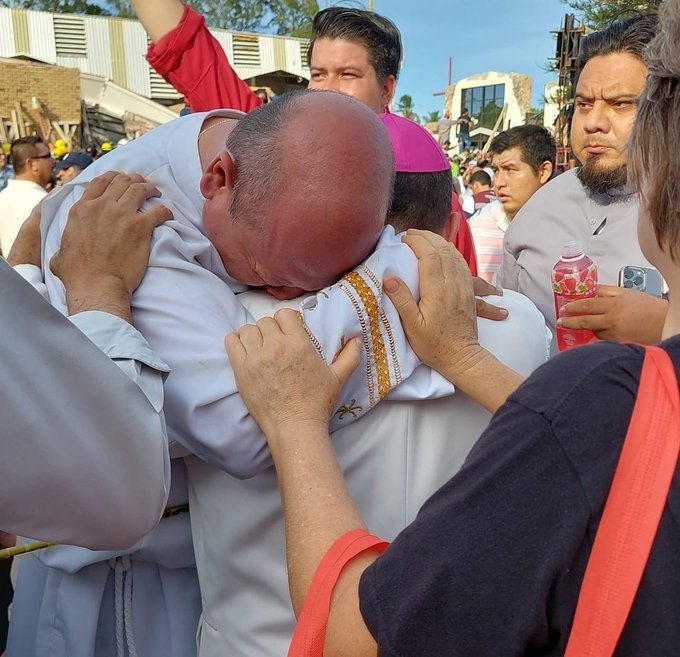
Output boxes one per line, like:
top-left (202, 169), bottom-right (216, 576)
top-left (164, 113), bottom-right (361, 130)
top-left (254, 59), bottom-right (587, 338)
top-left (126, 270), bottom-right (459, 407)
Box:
top-left (0, 1), bottom-right (679, 656)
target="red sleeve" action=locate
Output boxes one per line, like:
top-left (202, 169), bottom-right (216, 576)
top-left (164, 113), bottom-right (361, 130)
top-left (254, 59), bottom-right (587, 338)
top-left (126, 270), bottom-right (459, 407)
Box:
top-left (451, 193), bottom-right (478, 276)
top-left (146, 5), bottom-right (262, 113)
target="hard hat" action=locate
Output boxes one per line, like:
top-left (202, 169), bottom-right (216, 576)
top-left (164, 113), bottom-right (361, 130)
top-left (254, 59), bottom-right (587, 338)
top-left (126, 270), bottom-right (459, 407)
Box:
top-left (53, 141), bottom-right (68, 158)
top-left (1, 143), bottom-right (9, 156)
top-left (101, 142), bottom-right (113, 152)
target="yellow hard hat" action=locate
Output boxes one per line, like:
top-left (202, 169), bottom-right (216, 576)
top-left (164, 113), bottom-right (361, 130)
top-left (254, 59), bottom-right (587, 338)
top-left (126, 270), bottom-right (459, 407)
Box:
top-left (101, 142), bottom-right (113, 152)
top-left (1, 143), bottom-right (9, 156)
top-left (53, 139), bottom-right (68, 158)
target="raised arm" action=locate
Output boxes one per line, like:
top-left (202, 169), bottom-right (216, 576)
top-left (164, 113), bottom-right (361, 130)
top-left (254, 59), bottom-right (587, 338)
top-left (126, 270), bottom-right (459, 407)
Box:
top-left (130, 0), bottom-right (184, 43)
top-left (135, 0), bottom-right (263, 112)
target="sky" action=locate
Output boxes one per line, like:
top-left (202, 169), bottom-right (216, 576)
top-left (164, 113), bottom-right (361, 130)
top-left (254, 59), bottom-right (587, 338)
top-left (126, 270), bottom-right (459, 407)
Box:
top-left (320, 0), bottom-right (572, 118)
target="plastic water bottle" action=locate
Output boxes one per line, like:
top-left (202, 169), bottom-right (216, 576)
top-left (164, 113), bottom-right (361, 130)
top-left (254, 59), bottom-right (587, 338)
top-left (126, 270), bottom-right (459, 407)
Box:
top-left (552, 240), bottom-right (599, 351)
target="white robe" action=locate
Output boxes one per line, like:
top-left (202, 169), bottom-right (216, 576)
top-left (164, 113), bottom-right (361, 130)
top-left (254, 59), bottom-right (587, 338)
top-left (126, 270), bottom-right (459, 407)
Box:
top-left (190, 287), bottom-right (550, 657)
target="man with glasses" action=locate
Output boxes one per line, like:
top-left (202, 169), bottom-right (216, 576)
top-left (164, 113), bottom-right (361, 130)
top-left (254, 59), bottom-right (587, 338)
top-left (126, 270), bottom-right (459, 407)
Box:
top-left (0, 136), bottom-right (53, 256)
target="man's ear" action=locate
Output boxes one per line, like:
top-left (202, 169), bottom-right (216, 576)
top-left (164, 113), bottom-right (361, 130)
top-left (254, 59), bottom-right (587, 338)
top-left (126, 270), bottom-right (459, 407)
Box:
top-left (538, 160), bottom-right (554, 185)
top-left (381, 75), bottom-right (397, 109)
top-left (440, 209), bottom-right (460, 243)
top-left (199, 151), bottom-right (236, 200)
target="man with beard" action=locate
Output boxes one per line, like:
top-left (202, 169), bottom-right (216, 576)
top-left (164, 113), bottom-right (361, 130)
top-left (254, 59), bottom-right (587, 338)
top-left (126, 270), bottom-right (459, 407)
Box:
top-left (498, 14), bottom-right (669, 350)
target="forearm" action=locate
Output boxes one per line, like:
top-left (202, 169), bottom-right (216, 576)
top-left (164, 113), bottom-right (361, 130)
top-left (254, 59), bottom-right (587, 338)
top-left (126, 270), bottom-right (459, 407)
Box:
top-left (131, 0), bottom-right (184, 42)
top-left (268, 421), bottom-right (367, 616)
top-left (441, 345), bottom-right (524, 414)
top-left (65, 276), bottom-right (133, 323)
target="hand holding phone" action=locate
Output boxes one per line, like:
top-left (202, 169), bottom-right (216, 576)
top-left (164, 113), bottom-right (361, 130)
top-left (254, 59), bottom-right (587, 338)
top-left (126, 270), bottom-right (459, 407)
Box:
top-left (617, 266), bottom-right (664, 298)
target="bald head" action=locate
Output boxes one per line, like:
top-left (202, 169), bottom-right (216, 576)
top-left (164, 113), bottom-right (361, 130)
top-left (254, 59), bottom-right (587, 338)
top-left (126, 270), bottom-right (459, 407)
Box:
top-left (207, 90), bottom-right (393, 298)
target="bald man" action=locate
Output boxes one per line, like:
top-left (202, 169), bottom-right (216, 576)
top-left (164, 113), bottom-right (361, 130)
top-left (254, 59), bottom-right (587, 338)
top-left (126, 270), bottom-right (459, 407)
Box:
top-left (9, 91), bottom-right (396, 657)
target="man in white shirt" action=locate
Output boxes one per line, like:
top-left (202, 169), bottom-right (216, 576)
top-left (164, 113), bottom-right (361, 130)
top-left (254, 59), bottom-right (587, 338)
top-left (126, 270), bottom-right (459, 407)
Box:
top-left (0, 137), bottom-right (53, 256)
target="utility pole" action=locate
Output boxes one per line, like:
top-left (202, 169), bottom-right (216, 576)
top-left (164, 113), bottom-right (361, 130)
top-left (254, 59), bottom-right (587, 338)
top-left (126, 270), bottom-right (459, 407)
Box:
top-left (368, 0), bottom-right (374, 11)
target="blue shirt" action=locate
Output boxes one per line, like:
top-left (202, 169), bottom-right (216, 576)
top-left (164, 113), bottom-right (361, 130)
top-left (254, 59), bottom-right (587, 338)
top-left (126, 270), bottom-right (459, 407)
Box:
top-left (0, 165), bottom-right (14, 193)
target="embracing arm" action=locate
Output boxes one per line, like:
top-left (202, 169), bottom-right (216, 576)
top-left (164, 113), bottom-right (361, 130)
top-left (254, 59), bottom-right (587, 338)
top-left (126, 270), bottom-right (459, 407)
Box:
top-left (385, 231), bottom-right (524, 414)
top-left (1, 173), bottom-right (173, 549)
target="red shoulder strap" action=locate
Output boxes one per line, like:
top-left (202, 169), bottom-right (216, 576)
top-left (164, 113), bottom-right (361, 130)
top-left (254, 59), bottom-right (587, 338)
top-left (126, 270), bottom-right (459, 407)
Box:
top-left (565, 345), bottom-right (680, 657)
top-left (288, 529), bottom-right (389, 657)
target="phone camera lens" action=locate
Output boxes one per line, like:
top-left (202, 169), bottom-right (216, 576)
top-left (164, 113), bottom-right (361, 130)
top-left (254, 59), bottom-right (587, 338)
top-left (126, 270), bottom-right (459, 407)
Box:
top-left (624, 269), bottom-right (634, 279)
top-left (633, 275), bottom-right (644, 286)
top-left (623, 280), bottom-right (634, 288)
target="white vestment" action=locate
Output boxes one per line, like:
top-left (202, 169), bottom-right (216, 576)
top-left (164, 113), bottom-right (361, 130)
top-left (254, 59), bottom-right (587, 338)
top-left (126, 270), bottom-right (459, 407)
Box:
top-left (190, 287), bottom-right (550, 657)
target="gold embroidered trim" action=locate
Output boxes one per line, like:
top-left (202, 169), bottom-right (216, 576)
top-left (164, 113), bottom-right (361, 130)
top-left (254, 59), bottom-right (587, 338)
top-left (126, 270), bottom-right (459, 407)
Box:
top-left (339, 281), bottom-right (376, 406)
top-left (343, 271), bottom-right (391, 399)
top-left (363, 265), bottom-right (403, 386)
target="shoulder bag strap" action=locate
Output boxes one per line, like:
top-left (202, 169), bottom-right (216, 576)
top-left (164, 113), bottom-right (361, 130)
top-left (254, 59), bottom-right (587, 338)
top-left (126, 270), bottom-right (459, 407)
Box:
top-left (288, 529), bottom-right (389, 657)
top-left (565, 345), bottom-right (680, 656)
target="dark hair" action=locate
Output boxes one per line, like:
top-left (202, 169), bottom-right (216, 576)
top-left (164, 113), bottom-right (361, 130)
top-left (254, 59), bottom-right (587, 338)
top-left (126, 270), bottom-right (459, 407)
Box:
top-left (629, 2), bottom-right (680, 260)
top-left (468, 169), bottom-right (492, 187)
top-left (308, 7), bottom-right (402, 82)
top-left (489, 125), bottom-right (557, 172)
top-left (226, 93), bottom-right (300, 227)
top-left (11, 136), bottom-right (45, 174)
top-left (387, 170), bottom-right (452, 233)
top-left (576, 14), bottom-right (658, 83)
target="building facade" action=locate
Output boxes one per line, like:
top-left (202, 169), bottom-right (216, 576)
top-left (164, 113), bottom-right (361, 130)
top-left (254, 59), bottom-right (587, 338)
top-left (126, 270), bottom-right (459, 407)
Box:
top-left (445, 71), bottom-right (532, 150)
top-left (0, 8), bottom-right (311, 146)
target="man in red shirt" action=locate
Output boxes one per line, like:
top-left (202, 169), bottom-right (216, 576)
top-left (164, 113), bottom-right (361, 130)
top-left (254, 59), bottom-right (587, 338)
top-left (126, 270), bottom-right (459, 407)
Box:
top-left (134, 1), bottom-right (479, 274)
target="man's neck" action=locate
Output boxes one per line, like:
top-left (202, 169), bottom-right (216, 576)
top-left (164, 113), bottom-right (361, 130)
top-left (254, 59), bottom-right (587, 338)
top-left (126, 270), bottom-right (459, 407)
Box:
top-left (14, 172), bottom-right (41, 186)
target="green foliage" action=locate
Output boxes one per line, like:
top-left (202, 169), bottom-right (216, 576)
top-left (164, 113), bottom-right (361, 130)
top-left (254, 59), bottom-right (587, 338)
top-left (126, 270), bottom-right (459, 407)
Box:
top-left (0, 0), bottom-right (109, 13)
top-left (0, 0), bottom-right (319, 36)
top-left (267, 0), bottom-right (319, 38)
top-left (397, 94), bottom-right (419, 123)
top-left (189, 0), bottom-right (266, 33)
top-left (562, 0), bottom-right (662, 29)
top-left (423, 110), bottom-right (441, 124)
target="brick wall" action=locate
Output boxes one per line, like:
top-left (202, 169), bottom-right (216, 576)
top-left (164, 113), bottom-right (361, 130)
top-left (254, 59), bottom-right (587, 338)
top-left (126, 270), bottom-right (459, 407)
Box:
top-left (0, 58), bottom-right (80, 145)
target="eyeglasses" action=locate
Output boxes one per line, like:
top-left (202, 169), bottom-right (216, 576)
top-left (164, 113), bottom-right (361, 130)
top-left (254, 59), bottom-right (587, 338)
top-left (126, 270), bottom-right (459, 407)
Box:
top-left (31, 153), bottom-right (53, 160)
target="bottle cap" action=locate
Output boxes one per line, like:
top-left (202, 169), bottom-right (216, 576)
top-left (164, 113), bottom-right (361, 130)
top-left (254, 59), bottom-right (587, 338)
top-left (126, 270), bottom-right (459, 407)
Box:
top-left (562, 240), bottom-right (584, 258)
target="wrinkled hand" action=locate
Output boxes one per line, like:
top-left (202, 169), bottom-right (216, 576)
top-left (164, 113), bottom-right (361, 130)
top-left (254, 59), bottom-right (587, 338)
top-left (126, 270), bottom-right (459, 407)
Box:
top-left (6, 200), bottom-right (42, 267)
top-left (384, 229), bottom-right (482, 376)
top-left (50, 172), bottom-right (172, 319)
top-left (558, 285), bottom-right (668, 344)
top-left (473, 276), bottom-right (508, 321)
top-left (225, 309), bottom-right (361, 441)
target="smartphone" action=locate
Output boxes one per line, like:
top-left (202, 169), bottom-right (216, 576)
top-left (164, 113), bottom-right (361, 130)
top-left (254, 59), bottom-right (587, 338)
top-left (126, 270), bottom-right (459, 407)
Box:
top-left (617, 266), bottom-right (664, 298)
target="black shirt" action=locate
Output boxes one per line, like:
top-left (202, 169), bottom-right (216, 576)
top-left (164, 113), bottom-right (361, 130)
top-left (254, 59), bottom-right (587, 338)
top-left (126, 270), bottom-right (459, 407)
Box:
top-left (359, 338), bottom-right (680, 656)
